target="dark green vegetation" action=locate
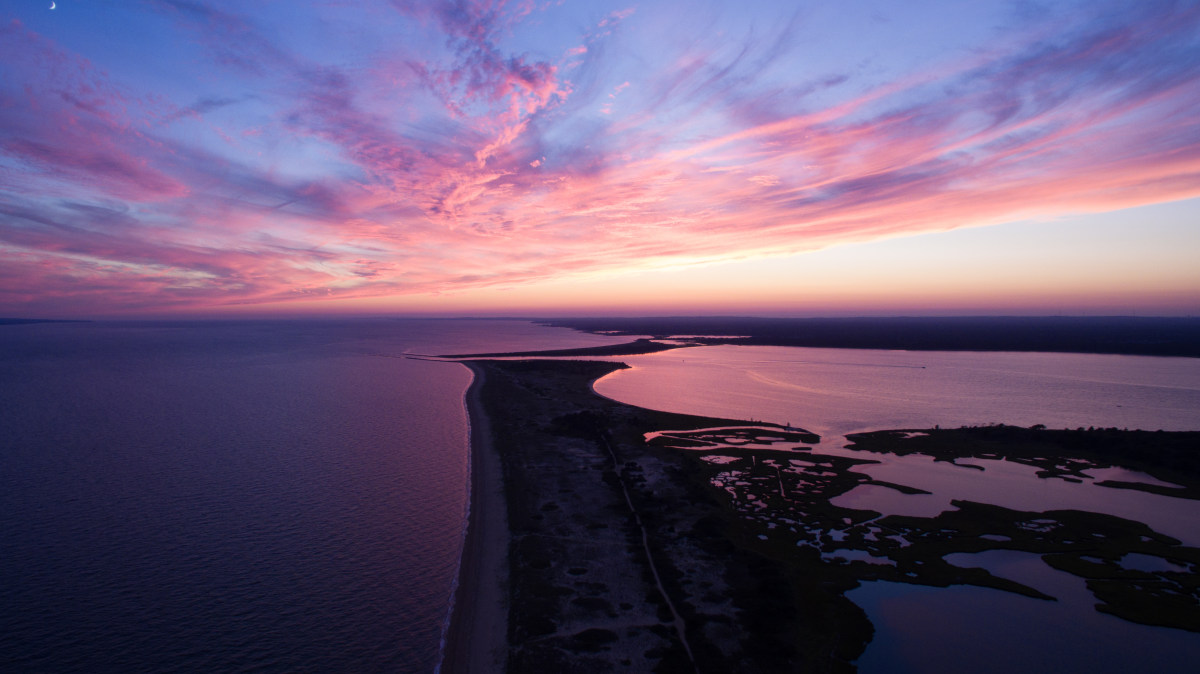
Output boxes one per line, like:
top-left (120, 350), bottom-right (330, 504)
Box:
top-left (474, 359), bottom-right (1200, 672)
top-left (543, 316), bottom-right (1200, 358)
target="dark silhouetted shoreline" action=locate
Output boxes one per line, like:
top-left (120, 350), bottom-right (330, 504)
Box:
top-left (541, 316), bottom-right (1200, 358)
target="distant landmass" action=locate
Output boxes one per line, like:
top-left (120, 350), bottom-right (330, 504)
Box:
top-left (0, 318), bottom-right (90, 326)
top-left (541, 316), bottom-right (1200, 358)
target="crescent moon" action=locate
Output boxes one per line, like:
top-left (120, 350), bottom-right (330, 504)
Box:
top-left (50, 2), bottom-right (56, 9)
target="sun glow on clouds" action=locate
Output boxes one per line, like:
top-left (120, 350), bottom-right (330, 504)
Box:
top-left (1, 0), bottom-right (1199, 316)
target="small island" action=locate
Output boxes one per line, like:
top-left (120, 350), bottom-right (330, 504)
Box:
top-left (440, 354), bottom-right (1200, 672)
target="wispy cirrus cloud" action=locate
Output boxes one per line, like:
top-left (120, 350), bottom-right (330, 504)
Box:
top-left (0, 0), bottom-right (1198, 315)
top-left (0, 21), bottom-right (187, 201)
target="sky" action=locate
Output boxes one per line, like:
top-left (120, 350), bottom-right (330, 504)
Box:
top-left (1, 0), bottom-right (1198, 318)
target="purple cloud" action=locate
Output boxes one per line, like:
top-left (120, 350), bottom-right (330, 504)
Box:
top-left (0, 1), bottom-right (1197, 315)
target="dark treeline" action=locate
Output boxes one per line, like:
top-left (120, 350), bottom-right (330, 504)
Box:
top-left (542, 316), bottom-right (1200, 358)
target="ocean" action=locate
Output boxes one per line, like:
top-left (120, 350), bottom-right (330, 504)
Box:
top-left (0, 319), bottom-right (626, 672)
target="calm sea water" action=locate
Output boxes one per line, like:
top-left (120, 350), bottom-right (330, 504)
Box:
top-left (0, 319), bottom-right (627, 673)
top-left (594, 344), bottom-right (1200, 672)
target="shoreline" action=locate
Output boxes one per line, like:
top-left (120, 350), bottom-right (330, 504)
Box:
top-left (439, 362), bottom-right (509, 673)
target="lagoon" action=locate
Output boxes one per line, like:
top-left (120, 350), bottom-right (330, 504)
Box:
top-left (595, 343), bottom-right (1200, 672)
top-left (594, 344), bottom-right (1200, 437)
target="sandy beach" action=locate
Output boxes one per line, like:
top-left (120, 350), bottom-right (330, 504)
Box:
top-left (440, 363), bottom-right (509, 673)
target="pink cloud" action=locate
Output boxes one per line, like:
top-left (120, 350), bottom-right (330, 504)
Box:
top-left (1, 2), bottom-right (1198, 315)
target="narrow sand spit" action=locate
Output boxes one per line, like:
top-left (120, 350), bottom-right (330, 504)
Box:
top-left (440, 363), bottom-right (508, 673)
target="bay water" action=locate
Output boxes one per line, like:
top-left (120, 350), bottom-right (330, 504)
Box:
top-left (594, 344), bottom-right (1200, 672)
top-left (593, 344), bottom-right (1200, 437)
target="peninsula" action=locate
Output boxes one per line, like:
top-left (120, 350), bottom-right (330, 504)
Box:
top-left (442, 350), bottom-right (1200, 672)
